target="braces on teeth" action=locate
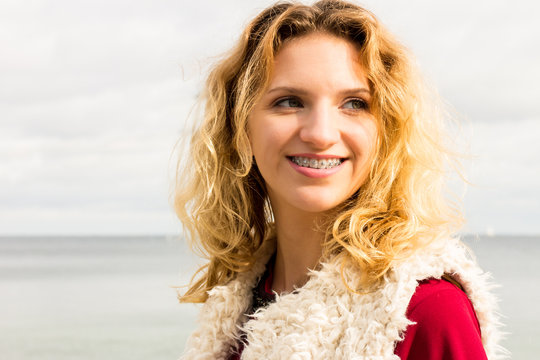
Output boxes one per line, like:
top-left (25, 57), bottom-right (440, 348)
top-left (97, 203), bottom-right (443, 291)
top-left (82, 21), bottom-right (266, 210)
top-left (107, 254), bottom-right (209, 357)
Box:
top-left (290, 156), bottom-right (343, 169)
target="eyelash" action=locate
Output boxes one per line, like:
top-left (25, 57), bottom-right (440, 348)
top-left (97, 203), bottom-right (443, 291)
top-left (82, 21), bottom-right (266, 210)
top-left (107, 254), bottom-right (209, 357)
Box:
top-left (272, 97), bottom-right (369, 111)
top-left (274, 97), bottom-right (303, 108)
top-left (342, 98), bottom-right (369, 111)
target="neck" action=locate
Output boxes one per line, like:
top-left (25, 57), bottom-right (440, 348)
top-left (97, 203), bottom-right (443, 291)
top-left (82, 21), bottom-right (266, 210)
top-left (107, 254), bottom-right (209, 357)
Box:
top-left (270, 205), bottom-right (326, 294)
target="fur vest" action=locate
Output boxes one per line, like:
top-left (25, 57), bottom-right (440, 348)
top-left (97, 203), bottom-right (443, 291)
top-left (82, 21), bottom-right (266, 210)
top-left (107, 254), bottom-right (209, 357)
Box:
top-left (181, 238), bottom-right (506, 359)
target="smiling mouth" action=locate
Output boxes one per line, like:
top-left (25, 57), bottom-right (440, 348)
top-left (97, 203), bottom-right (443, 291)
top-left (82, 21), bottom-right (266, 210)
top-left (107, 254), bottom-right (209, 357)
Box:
top-left (288, 156), bottom-right (345, 169)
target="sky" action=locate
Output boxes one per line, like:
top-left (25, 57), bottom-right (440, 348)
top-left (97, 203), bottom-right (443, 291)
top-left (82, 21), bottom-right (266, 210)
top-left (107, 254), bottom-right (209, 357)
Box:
top-left (1, 0), bottom-right (539, 236)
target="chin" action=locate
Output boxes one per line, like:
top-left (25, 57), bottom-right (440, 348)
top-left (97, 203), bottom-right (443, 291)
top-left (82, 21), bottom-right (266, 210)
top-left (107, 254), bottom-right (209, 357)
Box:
top-left (290, 193), bottom-right (346, 214)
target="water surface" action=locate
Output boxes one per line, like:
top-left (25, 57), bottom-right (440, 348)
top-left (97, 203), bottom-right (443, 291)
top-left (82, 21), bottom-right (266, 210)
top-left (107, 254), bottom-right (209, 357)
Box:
top-left (0, 235), bottom-right (536, 359)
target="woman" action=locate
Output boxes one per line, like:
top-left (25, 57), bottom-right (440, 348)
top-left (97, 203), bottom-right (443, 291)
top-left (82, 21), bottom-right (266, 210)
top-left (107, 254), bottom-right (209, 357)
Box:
top-left (175, 1), bottom-right (505, 359)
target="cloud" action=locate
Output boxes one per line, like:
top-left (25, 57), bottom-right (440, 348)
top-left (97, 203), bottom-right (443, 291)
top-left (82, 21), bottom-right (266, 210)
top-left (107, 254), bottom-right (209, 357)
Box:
top-left (0, 128), bottom-right (185, 234)
top-left (367, 0), bottom-right (540, 122)
top-left (463, 118), bottom-right (540, 234)
top-left (1, 0), bottom-right (539, 234)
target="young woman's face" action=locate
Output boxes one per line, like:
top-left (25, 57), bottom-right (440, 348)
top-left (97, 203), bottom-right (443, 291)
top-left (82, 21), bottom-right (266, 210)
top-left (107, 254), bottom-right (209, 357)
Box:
top-left (248, 33), bottom-right (378, 216)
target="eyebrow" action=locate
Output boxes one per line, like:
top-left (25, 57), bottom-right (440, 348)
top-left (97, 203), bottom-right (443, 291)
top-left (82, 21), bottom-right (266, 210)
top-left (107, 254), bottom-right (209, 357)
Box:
top-left (267, 86), bottom-right (309, 95)
top-left (266, 86), bottom-right (371, 97)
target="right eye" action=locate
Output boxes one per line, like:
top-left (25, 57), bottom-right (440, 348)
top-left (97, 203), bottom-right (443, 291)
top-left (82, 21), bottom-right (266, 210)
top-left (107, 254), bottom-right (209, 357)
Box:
top-left (274, 97), bottom-right (303, 108)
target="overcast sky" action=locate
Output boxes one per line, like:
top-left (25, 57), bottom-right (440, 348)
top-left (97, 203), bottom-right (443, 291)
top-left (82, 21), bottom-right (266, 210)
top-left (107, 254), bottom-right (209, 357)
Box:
top-left (1, 0), bottom-right (539, 235)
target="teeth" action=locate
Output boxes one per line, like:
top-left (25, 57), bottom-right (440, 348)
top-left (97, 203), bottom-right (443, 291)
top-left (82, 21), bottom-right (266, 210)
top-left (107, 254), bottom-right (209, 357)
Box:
top-left (290, 156), bottom-right (343, 169)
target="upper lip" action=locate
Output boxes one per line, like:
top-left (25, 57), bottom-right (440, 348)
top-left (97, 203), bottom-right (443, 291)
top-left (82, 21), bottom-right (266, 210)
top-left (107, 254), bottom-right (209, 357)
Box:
top-left (288, 153), bottom-right (346, 159)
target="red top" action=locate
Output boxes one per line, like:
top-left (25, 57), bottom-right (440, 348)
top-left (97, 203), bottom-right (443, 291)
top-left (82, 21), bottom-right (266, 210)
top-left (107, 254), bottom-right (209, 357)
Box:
top-left (230, 267), bottom-right (487, 359)
top-left (395, 278), bottom-right (487, 359)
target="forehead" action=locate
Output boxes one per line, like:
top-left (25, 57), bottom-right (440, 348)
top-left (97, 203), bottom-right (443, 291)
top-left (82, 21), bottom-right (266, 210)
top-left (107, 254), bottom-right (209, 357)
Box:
top-left (269, 33), bottom-right (370, 91)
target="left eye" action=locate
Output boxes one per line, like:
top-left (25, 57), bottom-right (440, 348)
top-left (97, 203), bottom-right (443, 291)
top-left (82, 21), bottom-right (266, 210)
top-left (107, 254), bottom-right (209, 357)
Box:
top-left (275, 97), bottom-right (303, 108)
top-left (342, 99), bottom-right (368, 110)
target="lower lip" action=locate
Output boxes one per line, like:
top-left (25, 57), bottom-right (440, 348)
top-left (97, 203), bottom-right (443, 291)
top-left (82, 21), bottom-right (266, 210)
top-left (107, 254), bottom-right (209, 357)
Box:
top-left (288, 158), bottom-right (345, 178)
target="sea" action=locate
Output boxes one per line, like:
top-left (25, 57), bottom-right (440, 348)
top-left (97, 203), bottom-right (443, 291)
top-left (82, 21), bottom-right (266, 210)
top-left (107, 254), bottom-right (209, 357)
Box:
top-left (0, 235), bottom-right (537, 359)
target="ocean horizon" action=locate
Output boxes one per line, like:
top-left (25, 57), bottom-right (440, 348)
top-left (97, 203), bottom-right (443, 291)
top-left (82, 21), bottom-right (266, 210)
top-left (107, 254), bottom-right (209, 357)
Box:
top-left (1, 234), bottom-right (537, 359)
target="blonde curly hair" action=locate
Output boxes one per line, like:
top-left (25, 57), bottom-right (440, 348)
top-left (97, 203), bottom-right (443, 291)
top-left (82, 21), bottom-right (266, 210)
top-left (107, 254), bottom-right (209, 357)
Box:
top-left (175, 0), bottom-right (462, 303)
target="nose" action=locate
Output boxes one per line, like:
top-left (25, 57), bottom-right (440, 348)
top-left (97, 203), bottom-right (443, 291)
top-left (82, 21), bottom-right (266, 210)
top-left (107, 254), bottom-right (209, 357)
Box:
top-left (299, 103), bottom-right (340, 149)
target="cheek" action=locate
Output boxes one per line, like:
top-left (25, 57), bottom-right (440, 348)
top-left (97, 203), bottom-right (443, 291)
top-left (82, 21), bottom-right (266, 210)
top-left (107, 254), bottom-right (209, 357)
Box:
top-left (246, 117), bottom-right (262, 156)
top-left (349, 119), bottom-right (378, 155)
top-left (361, 122), bottom-right (380, 180)
top-left (361, 117), bottom-right (379, 155)
top-left (348, 120), bottom-right (379, 182)
top-left (367, 125), bottom-right (379, 159)
top-left (248, 118), bottom-right (272, 164)
top-left (252, 121), bottom-right (289, 151)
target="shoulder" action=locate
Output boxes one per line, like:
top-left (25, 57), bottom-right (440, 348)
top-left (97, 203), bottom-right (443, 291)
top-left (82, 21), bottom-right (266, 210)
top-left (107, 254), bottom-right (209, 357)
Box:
top-left (407, 278), bottom-right (476, 321)
top-left (394, 278), bottom-right (488, 360)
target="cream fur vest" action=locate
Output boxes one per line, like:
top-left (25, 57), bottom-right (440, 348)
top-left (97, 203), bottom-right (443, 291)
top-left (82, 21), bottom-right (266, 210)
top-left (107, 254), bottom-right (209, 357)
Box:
top-left (181, 238), bottom-right (506, 359)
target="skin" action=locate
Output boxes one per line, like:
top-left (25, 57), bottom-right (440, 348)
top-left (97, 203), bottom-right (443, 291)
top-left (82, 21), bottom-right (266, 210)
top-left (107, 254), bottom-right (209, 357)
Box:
top-left (248, 33), bottom-right (378, 293)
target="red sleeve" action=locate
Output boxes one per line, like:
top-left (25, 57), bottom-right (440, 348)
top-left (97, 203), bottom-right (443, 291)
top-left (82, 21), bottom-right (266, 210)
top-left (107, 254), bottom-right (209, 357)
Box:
top-left (394, 279), bottom-right (487, 360)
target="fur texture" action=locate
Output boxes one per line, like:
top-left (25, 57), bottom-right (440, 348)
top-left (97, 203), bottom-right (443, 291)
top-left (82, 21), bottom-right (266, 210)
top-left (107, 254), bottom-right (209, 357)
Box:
top-left (181, 239), bottom-right (506, 359)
